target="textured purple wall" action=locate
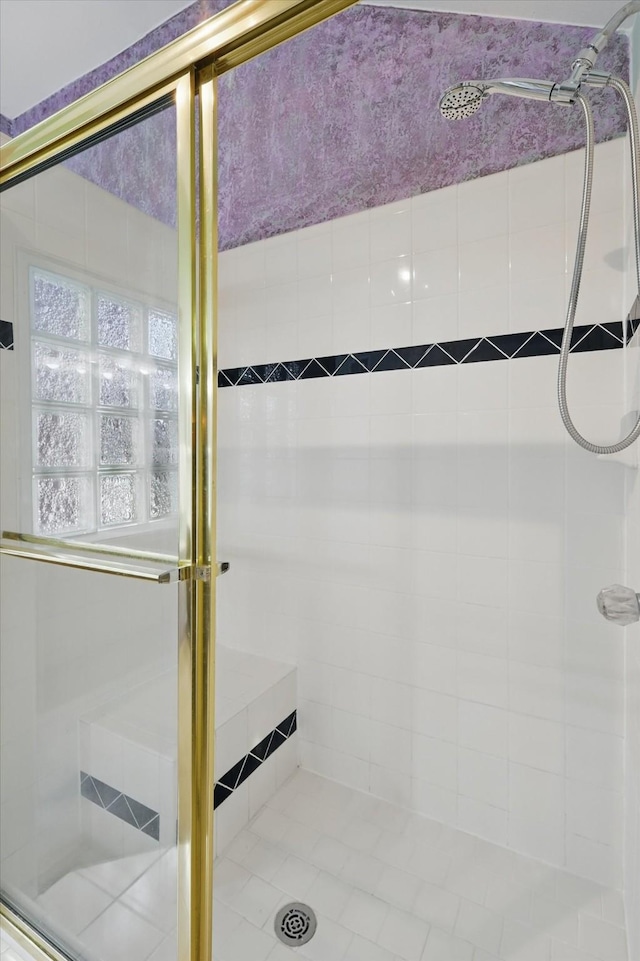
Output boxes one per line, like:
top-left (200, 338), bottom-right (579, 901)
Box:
top-left (0, 113), bottom-right (12, 137)
top-left (6, 3), bottom-right (630, 250)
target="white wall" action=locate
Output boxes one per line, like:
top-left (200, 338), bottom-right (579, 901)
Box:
top-left (217, 137), bottom-right (630, 888)
top-left (623, 13), bottom-right (640, 957)
top-left (0, 157), bottom-right (179, 902)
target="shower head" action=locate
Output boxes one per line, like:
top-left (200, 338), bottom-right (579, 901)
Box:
top-left (439, 77), bottom-right (568, 119)
top-left (439, 83), bottom-right (487, 119)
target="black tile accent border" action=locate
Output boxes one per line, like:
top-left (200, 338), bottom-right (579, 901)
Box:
top-left (218, 321), bottom-right (631, 389)
top-left (214, 709), bottom-right (297, 809)
top-left (80, 772), bottom-right (160, 841)
top-left (78, 709), bottom-right (297, 834)
top-left (0, 320), bottom-right (14, 350)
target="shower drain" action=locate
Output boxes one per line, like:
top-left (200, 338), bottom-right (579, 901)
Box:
top-left (274, 902), bottom-right (317, 947)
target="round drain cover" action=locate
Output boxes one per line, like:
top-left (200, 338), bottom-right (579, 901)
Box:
top-left (274, 902), bottom-right (317, 947)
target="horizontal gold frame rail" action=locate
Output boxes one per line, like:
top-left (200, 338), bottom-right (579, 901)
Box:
top-left (0, 0), bottom-right (357, 185)
top-left (1, 529), bottom-right (180, 565)
top-left (1, 906), bottom-right (70, 961)
top-left (0, 541), bottom-right (191, 583)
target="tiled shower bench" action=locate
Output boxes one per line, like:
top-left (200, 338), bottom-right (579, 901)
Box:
top-left (79, 647), bottom-right (297, 856)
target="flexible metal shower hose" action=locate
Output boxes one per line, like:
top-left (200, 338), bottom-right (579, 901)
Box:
top-left (558, 79), bottom-right (640, 453)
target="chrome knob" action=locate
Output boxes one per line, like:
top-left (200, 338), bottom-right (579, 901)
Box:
top-left (596, 584), bottom-right (640, 626)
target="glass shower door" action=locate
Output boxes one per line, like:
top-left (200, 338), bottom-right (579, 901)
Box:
top-left (0, 96), bottom-right (188, 961)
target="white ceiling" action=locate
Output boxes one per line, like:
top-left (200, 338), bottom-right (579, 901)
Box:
top-left (0, 0), bottom-right (193, 118)
top-left (0, 0), bottom-right (634, 119)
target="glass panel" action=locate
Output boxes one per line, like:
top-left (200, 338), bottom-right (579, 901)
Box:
top-left (151, 417), bottom-right (179, 466)
top-left (98, 354), bottom-right (139, 408)
top-left (31, 269), bottom-right (90, 341)
top-left (35, 409), bottom-right (91, 467)
top-left (97, 294), bottom-right (142, 351)
top-left (33, 342), bottom-right (91, 405)
top-left (150, 470), bottom-right (178, 519)
top-left (150, 365), bottom-right (178, 411)
top-left (35, 474), bottom-right (93, 535)
top-left (1, 98), bottom-right (180, 961)
top-left (148, 309), bottom-right (177, 361)
top-left (99, 472), bottom-right (138, 526)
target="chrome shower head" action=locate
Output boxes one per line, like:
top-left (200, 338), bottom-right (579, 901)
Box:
top-left (440, 77), bottom-right (566, 120)
top-left (439, 83), bottom-right (487, 119)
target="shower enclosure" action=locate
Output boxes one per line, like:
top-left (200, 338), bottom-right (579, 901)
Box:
top-left (0, 3), bottom-right (355, 960)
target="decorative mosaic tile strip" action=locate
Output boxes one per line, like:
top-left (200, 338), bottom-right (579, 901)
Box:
top-left (0, 320), bottom-right (14, 350)
top-left (214, 710), bottom-right (297, 809)
top-left (80, 771), bottom-right (160, 841)
top-left (218, 321), bottom-right (629, 389)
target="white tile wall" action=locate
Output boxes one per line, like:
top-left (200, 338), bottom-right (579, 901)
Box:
top-left (217, 138), bottom-right (630, 888)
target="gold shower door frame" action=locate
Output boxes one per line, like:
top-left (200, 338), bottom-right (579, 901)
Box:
top-left (0, 2), bottom-right (357, 960)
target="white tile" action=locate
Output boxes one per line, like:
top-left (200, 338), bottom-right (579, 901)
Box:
top-left (370, 257), bottom-right (412, 308)
top-left (340, 890), bottom-right (388, 941)
top-left (531, 896), bottom-right (579, 946)
top-left (271, 855), bottom-right (319, 900)
top-left (36, 873), bottom-right (112, 936)
top-left (509, 223), bottom-right (565, 287)
top-left (377, 907), bottom-right (430, 961)
top-left (458, 702), bottom-right (508, 758)
top-left (459, 235), bottom-right (508, 292)
top-left (413, 248), bottom-right (458, 300)
top-left (332, 210), bottom-right (370, 270)
top-left (508, 715), bottom-right (564, 775)
top-left (500, 919), bottom-right (552, 961)
top-left (370, 203), bottom-right (412, 262)
top-left (298, 915), bottom-right (353, 960)
top-left (422, 927), bottom-right (474, 960)
top-left (412, 881), bottom-right (460, 930)
top-left (307, 871), bottom-right (355, 922)
top-left (457, 651), bottom-right (509, 709)
top-left (458, 748), bottom-right (508, 809)
top-left (373, 866), bottom-right (422, 912)
top-left (412, 187), bottom-right (457, 253)
top-left (509, 155), bottom-right (565, 233)
top-left (240, 838), bottom-right (287, 883)
top-left (457, 798), bottom-right (507, 846)
top-left (332, 266), bottom-right (370, 313)
top-left (119, 848), bottom-right (177, 933)
top-left (228, 875), bottom-right (283, 929)
top-left (412, 733), bottom-right (457, 790)
top-left (458, 175), bottom-right (508, 244)
top-left (344, 934), bottom-right (396, 961)
top-left (80, 901), bottom-right (164, 961)
top-left (579, 915), bottom-right (628, 961)
top-left (217, 918), bottom-right (274, 961)
top-left (508, 764), bottom-right (564, 829)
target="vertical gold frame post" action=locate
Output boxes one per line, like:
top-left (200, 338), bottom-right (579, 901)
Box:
top-left (177, 64), bottom-right (219, 961)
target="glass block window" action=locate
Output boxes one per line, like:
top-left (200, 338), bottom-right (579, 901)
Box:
top-left (29, 267), bottom-right (178, 535)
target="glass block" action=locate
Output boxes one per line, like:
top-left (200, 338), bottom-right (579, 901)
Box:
top-left (148, 309), bottom-right (177, 361)
top-left (100, 415), bottom-right (139, 466)
top-left (99, 473), bottom-right (137, 526)
top-left (36, 475), bottom-right (92, 535)
top-left (36, 410), bottom-right (90, 467)
top-left (97, 296), bottom-right (142, 351)
top-left (33, 342), bottom-right (90, 404)
top-left (151, 418), bottom-right (179, 466)
top-left (150, 366), bottom-right (178, 411)
top-left (99, 355), bottom-right (139, 408)
top-left (149, 471), bottom-right (178, 519)
top-left (32, 270), bottom-right (89, 340)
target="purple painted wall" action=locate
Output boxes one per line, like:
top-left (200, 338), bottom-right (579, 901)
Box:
top-left (5, 3), bottom-right (630, 250)
top-left (0, 113), bottom-right (12, 137)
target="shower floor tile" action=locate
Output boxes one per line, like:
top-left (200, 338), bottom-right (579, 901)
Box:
top-left (3, 769), bottom-right (629, 961)
top-left (210, 769), bottom-right (628, 961)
